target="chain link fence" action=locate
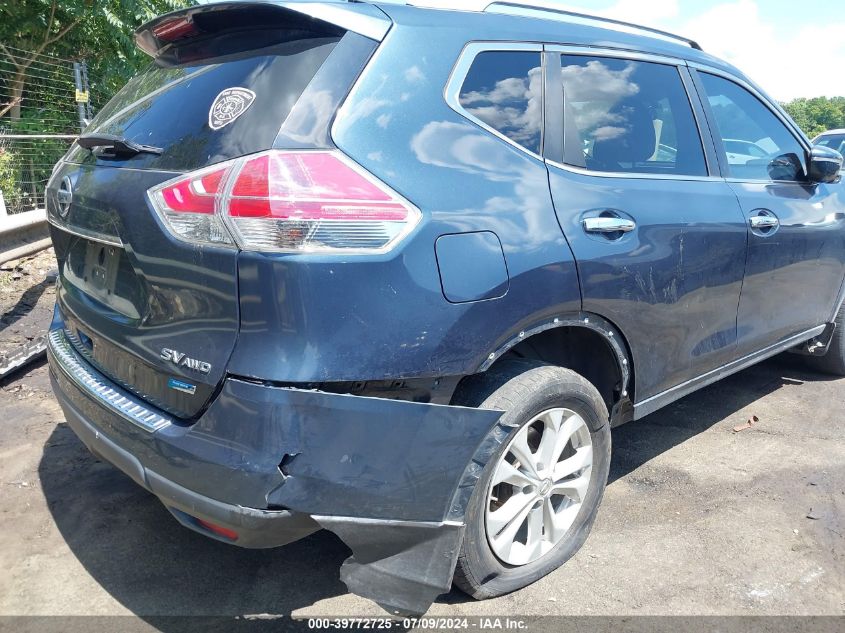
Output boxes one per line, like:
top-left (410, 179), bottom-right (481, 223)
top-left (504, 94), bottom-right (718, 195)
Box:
top-left (1, 45), bottom-right (95, 215)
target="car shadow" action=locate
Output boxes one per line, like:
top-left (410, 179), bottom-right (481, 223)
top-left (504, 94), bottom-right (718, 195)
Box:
top-left (607, 353), bottom-right (833, 484)
top-left (0, 278), bottom-right (50, 334)
top-left (38, 353), bottom-right (834, 624)
top-left (38, 422), bottom-right (352, 626)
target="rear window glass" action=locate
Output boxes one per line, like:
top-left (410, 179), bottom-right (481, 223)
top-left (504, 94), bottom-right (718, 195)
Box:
top-left (68, 37), bottom-right (339, 170)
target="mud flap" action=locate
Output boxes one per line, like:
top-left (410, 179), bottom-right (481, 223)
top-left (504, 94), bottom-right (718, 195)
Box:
top-left (314, 517), bottom-right (465, 615)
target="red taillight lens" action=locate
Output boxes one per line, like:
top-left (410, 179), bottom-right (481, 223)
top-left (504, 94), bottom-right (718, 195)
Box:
top-left (160, 168), bottom-right (225, 214)
top-left (150, 164), bottom-right (234, 246)
top-left (148, 150), bottom-right (420, 253)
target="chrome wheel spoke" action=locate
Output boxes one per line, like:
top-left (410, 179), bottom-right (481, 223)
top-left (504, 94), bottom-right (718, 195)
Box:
top-left (535, 409), bottom-right (563, 470)
top-left (525, 504), bottom-right (545, 561)
top-left (551, 414), bottom-right (586, 465)
top-left (489, 496), bottom-right (535, 560)
top-left (544, 496), bottom-right (579, 541)
top-left (509, 432), bottom-right (541, 478)
top-left (487, 491), bottom-right (535, 536)
top-left (553, 445), bottom-right (593, 481)
top-left (491, 459), bottom-right (536, 489)
top-left (550, 471), bottom-right (591, 503)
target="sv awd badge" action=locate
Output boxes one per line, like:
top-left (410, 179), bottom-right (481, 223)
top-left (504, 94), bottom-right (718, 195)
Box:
top-left (161, 348), bottom-right (212, 375)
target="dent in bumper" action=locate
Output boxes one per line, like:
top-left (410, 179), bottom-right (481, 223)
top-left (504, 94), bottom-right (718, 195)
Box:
top-left (202, 378), bottom-right (505, 614)
top-left (48, 328), bottom-right (507, 614)
top-left (51, 369), bottom-right (321, 548)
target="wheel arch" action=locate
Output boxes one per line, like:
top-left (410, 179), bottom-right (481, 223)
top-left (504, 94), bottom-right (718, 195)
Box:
top-left (464, 311), bottom-right (635, 427)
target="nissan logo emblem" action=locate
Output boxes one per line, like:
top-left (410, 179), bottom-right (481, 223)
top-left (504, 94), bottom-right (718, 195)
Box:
top-left (57, 176), bottom-right (73, 218)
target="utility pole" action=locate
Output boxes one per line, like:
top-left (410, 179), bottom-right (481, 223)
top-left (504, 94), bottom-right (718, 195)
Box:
top-left (81, 61), bottom-right (93, 121)
top-left (73, 62), bottom-right (89, 132)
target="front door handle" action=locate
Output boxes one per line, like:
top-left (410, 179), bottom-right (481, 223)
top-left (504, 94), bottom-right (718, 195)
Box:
top-left (749, 215), bottom-right (779, 229)
top-left (583, 217), bottom-right (637, 233)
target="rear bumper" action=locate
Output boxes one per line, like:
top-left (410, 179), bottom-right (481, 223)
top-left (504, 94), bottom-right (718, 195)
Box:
top-left (50, 370), bottom-right (320, 549)
top-left (47, 314), bottom-right (506, 614)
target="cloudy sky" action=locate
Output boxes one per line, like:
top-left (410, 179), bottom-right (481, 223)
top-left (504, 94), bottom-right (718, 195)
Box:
top-left (195, 0), bottom-right (843, 102)
top-left (516, 0), bottom-right (845, 102)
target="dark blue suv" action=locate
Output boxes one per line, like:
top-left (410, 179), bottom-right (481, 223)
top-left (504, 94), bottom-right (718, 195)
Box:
top-left (45, 0), bottom-right (845, 616)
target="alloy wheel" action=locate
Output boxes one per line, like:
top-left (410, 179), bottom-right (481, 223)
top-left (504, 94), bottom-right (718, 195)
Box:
top-left (485, 408), bottom-right (593, 566)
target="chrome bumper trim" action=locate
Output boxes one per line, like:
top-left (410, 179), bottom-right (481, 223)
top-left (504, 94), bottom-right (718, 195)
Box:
top-left (47, 328), bottom-right (171, 432)
top-left (47, 216), bottom-right (124, 247)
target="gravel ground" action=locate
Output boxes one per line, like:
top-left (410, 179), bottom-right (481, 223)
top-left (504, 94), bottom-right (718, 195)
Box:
top-left (0, 263), bottom-right (842, 624)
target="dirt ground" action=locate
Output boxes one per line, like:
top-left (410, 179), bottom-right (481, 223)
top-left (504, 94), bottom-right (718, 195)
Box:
top-left (0, 258), bottom-right (842, 624)
top-left (0, 249), bottom-right (56, 372)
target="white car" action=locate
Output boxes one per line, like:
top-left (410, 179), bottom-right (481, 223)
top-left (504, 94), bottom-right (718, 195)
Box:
top-left (723, 138), bottom-right (769, 164)
top-left (813, 130), bottom-right (845, 171)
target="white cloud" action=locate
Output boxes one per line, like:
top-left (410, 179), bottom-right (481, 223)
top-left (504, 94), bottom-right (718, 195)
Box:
top-left (682, 1), bottom-right (845, 100)
top-left (378, 0), bottom-right (845, 101)
top-left (588, 0), bottom-right (845, 101)
top-left (404, 65), bottom-right (426, 83)
top-left (598, 0), bottom-right (681, 24)
top-left (459, 65), bottom-right (543, 145)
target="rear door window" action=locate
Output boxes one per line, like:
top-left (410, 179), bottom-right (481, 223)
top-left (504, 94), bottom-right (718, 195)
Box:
top-left (458, 51), bottom-right (543, 155)
top-left (67, 36), bottom-right (340, 170)
top-left (559, 55), bottom-right (707, 177)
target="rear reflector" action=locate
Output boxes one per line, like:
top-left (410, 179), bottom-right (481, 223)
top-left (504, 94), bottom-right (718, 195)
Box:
top-left (196, 518), bottom-right (239, 542)
top-left (149, 150), bottom-right (420, 253)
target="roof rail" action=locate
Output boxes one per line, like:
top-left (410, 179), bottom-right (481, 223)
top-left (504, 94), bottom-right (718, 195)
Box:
top-left (377, 2), bottom-right (703, 51)
top-left (484, 1), bottom-right (703, 51)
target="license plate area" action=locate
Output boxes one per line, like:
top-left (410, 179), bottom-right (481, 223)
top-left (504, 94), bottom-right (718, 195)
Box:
top-left (83, 241), bottom-right (121, 295)
top-left (62, 237), bottom-right (145, 320)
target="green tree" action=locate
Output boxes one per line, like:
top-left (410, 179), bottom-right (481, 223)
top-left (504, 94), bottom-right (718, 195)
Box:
top-left (782, 97), bottom-right (845, 139)
top-left (0, 0), bottom-right (193, 121)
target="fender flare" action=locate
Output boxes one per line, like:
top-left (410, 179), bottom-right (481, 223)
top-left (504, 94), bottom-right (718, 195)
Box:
top-left (476, 310), bottom-right (633, 400)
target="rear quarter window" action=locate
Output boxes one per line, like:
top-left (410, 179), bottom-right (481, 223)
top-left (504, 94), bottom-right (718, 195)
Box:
top-left (457, 50), bottom-right (543, 155)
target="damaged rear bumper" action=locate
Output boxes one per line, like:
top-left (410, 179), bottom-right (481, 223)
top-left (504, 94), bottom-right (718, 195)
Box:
top-left (47, 324), bottom-right (505, 615)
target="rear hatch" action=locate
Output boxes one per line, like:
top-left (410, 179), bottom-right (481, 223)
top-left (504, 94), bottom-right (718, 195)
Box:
top-left (46, 3), bottom-right (362, 418)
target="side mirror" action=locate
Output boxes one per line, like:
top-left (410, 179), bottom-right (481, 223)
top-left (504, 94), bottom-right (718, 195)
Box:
top-left (808, 145), bottom-right (843, 184)
top-left (768, 152), bottom-right (803, 181)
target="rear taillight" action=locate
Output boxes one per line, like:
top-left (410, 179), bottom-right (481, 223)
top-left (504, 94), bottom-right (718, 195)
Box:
top-left (148, 150), bottom-right (420, 253)
top-left (150, 163), bottom-right (235, 246)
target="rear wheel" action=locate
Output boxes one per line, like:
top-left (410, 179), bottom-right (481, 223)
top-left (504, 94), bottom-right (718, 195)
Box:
top-left (805, 303), bottom-right (845, 376)
top-left (452, 360), bottom-right (611, 599)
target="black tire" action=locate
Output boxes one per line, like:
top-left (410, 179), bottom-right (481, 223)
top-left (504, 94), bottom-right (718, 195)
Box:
top-left (806, 303), bottom-right (845, 376)
top-left (451, 359), bottom-right (611, 600)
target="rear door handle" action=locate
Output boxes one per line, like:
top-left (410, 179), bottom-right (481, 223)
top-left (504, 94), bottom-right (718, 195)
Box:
top-left (749, 215), bottom-right (779, 229)
top-left (583, 217), bottom-right (637, 233)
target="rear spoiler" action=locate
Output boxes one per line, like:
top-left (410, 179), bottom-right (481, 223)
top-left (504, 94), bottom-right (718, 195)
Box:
top-left (135, 1), bottom-right (391, 58)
